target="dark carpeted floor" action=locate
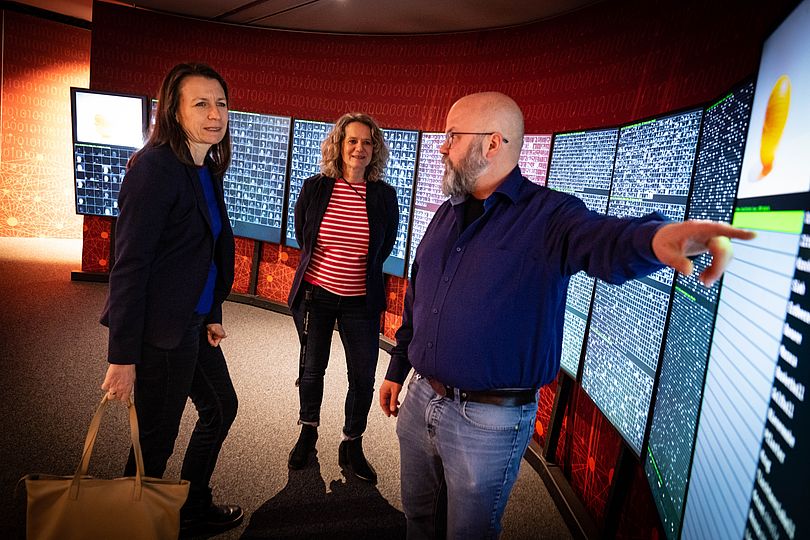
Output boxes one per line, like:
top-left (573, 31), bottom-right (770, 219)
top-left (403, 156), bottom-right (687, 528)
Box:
top-left (0, 237), bottom-right (572, 539)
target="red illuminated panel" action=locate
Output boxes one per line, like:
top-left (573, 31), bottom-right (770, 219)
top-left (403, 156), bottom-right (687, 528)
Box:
top-left (566, 386), bottom-right (622, 529)
top-left (232, 237), bottom-right (254, 294)
top-left (383, 276), bottom-right (407, 340)
top-left (256, 244), bottom-right (299, 305)
top-left (81, 215), bottom-right (112, 272)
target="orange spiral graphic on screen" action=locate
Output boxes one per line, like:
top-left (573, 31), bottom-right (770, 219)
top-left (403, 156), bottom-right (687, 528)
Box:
top-left (760, 75), bottom-right (791, 177)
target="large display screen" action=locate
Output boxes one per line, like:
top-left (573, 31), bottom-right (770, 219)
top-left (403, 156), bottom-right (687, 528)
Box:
top-left (644, 81), bottom-right (754, 540)
top-left (285, 119), bottom-right (334, 249)
top-left (382, 128), bottom-right (419, 277)
top-left (682, 2), bottom-right (810, 538)
top-left (518, 134), bottom-right (552, 186)
top-left (409, 132), bottom-right (448, 279)
top-left (580, 108), bottom-right (703, 456)
top-left (546, 128), bottom-right (619, 378)
top-left (71, 88), bottom-right (148, 217)
top-left (223, 110), bottom-right (291, 244)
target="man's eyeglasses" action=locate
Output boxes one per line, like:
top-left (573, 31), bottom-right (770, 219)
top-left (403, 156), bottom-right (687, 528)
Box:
top-left (443, 131), bottom-right (509, 149)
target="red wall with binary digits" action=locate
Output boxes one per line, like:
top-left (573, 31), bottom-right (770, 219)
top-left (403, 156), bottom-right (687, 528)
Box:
top-left (83, 0), bottom-right (792, 536)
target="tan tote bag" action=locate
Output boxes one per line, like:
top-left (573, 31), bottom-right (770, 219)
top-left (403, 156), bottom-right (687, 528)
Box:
top-left (22, 395), bottom-right (189, 540)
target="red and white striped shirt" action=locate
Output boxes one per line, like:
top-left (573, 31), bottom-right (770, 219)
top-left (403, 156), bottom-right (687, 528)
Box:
top-left (304, 179), bottom-right (369, 296)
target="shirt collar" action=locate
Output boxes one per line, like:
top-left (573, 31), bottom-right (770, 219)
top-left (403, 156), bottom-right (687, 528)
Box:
top-left (450, 165), bottom-right (523, 207)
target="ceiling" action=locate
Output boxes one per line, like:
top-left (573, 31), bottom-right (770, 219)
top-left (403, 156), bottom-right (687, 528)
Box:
top-left (11, 0), bottom-right (602, 34)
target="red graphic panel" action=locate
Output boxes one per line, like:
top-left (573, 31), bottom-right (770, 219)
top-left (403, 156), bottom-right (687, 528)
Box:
top-left (0, 11), bottom-right (89, 239)
top-left (383, 276), bottom-right (408, 340)
top-left (232, 237), bottom-right (254, 294)
top-left (566, 386), bottom-right (623, 530)
top-left (256, 244), bottom-right (300, 305)
top-left (534, 377), bottom-right (557, 448)
top-left (616, 462), bottom-right (666, 540)
top-left (81, 216), bottom-right (112, 272)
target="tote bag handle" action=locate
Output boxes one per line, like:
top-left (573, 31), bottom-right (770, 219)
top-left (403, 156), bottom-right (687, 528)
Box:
top-left (70, 396), bottom-right (146, 501)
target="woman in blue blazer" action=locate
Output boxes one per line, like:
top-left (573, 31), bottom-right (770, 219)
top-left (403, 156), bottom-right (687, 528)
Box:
top-left (99, 63), bottom-right (242, 536)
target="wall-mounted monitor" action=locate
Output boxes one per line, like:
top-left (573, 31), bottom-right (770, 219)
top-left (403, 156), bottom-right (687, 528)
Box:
top-left (223, 110), bottom-right (291, 244)
top-left (682, 2), bottom-right (810, 538)
top-left (382, 128), bottom-right (419, 277)
top-left (70, 88), bottom-right (148, 217)
top-left (285, 119), bottom-right (334, 249)
top-left (546, 127), bottom-right (619, 379)
top-left (580, 108), bottom-right (703, 456)
top-left (409, 132), bottom-right (448, 279)
top-left (518, 134), bottom-right (552, 186)
top-left (645, 81), bottom-right (754, 540)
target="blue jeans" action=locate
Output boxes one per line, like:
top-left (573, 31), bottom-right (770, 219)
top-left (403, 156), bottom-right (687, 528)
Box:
top-left (124, 313), bottom-right (238, 505)
top-left (292, 284), bottom-right (380, 438)
top-left (396, 375), bottom-right (537, 540)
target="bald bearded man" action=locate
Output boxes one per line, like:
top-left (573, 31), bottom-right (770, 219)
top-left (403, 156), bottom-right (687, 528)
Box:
top-left (379, 92), bottom-right (754, 539)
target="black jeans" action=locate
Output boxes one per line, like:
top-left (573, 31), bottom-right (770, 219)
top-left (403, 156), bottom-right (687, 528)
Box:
top-left (124, 313), bottom-right (238, 505)
top-left (292, 284), bottom-right (381, 438)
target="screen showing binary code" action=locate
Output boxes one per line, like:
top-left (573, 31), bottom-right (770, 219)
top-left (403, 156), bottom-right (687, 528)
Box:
top-left (581, 108), bottom-right (703, 456)
top-left (645, 81), bottom-right (753, 540)
top-left (546, 128), bottom-right (619, 378)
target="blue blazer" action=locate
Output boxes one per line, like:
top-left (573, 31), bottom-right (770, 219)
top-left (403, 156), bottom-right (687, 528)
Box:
top-left (288, 174), bottom-right (399, 315)
top-left (100, 144), bottom-right (235, 364)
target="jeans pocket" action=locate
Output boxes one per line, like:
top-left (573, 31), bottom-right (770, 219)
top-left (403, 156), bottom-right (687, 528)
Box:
top-left (460, 401), bottom-right (524, 432)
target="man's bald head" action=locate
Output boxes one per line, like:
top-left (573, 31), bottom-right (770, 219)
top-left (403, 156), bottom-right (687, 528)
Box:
top-left (447, 92), bottom-right (524, 161)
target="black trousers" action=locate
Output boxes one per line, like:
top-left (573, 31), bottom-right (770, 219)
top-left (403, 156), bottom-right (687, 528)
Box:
top-left (124, 313), bottom-right (238, 505)
top-left (292, 284), bottom-right (380, 438)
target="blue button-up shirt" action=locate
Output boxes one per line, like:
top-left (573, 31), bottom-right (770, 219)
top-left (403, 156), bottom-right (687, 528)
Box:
top-left (386, 166), bottom-right (666, 390)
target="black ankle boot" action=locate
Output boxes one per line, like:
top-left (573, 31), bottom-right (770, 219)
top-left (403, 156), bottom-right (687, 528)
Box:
top-left (288, 424), bottom-right (318, 469)
top-left (338, 436), bottom-right (377, 484)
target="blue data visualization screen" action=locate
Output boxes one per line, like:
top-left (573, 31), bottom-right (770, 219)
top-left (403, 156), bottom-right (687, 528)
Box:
top-left (644, 81), bottom-right (753, 540)
top-left (382, 128), bottom-right (419, 277)
top-left (682, 2), bottom-right (810, 538)
top-left (581, 108), bottom-right (703, 456)
top-left (224, 111), bottom-right (290, 244)
top-left (285, 119), bottom-right (333, 249)
top-left (546, 128), bottom-right (619, 378)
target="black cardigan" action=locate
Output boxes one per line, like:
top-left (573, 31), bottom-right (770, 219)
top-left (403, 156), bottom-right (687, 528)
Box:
top-left (100, 145), bottom-right (235, 363)
top-left (287, 174), bottom-right (399, 315)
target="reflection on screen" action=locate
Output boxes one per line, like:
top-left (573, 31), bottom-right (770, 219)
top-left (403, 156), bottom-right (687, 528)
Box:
top-left (581, 109), bottom-right (703, 456)
top-left (546, 128), bottom-right (619, 378)
top-left (682, 2), bottom-right (810, 538)
top-left (285, 120), bottom-right (333, 248)
top-left (382, 128), bottom-right (419, 277)
top-left (224, 111), bottom-right (290, 244)
top-left (645, 82), bottom-right (753, 540)
top-left (74, 91), bottom-right (146, 148)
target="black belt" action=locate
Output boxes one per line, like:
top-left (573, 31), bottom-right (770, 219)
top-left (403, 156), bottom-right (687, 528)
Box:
top-left (424, 377), bottom-right (536, 407)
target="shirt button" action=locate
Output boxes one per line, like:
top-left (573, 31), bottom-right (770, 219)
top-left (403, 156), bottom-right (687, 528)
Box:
top-left (443, 277), bottom-right (449, 282)
top-left (456, 247), bottom-right (462, 252)
top-left (427, 342), bottom-right (434, 348)
top-left (432, 308), bottom-right (438, 314)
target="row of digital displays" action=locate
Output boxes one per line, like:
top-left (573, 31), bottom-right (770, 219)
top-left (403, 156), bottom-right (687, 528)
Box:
top-left (70, 92), bottom-right (553, 277)
top-left (547, 1), bottom-right (809, 538)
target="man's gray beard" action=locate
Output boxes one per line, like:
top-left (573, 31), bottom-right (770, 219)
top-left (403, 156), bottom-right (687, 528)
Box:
top-left (441, 144), bottom-right (489, 197)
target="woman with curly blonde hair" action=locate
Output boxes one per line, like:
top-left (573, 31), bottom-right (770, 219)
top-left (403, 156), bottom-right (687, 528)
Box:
top-left (286, 113), bottom-right (399, 483)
